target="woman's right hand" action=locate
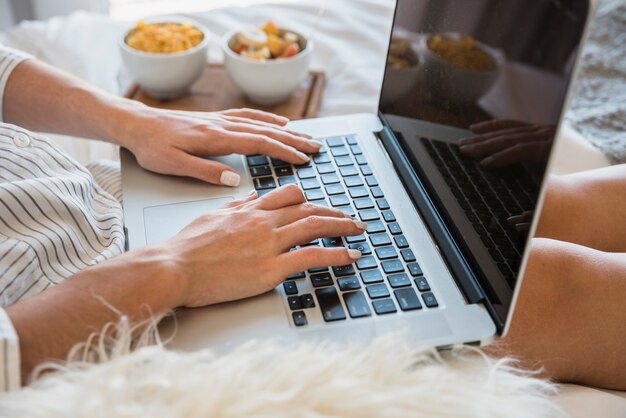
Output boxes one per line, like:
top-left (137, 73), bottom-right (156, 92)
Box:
top-left (159, 184), bottom-right (366, 308)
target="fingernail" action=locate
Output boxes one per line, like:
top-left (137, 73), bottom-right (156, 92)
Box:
top-left (348, 249), bottom-right (362, 260)
top-left (309, 140), bottom-right (323, 150)
top-left (354, 220), bottom-right (368, 230)
top-left (343, 213), bottom-right (353, 219)
top-left (220, 171), bottom-right (241, 187)
top-left (297, 152), bottom-right (310, 162)
top-left (479, 156), bottom-right (494, 167)
top-left (248, 189), bottom-right (258, 197)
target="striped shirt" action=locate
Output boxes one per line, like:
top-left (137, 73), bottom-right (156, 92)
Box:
top-left (0, 45), bottom-right (125, 390)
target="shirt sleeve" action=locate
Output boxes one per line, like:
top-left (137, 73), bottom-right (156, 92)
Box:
top-left (0, 309), bottom-right (20, 390)
top-left (0, 44), bottom-right (33, 123)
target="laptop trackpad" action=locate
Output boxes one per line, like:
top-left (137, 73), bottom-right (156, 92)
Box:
top-left (144, 197), bottom-right (234, 245)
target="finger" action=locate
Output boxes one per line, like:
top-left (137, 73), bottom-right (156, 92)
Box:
top-left (222, 189), bottom-right (258, 208)
top-left (277, 216), bottom-right (367, 250)
top-left (220, 108), bottom-right (290, 126)
top-left (278, 246), bottom-right (362, 277)
top-left (178, 154), bottom-right (242, 186)
top-left (254, 184), bottom-right (306, 210)
top-left (468, 119), bottom-right (529, 135)
top-left (480, 141), bottom-right (552, 168)
top-left (460, 130), bottom-right (549, 158)
top-left (271, 201), bottom-right (350, 227)
top-left (216, 131), bottom-right (312, 165)
top-left (222, 115), bottom-right (312, 139)
top-left (458, 125), bottom-right (542, 148)
top-left (224, 122), bottom-right (321, 154)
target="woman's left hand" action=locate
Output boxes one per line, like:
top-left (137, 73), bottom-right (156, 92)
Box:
top-left (119, 107), bottom-right (321, 186)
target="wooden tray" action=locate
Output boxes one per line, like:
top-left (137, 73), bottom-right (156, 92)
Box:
top-left (125, 64), bottom-right (325, 120)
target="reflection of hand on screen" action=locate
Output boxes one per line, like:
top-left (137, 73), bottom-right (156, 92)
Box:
top-left (458, 119), bottom-right (555, 168)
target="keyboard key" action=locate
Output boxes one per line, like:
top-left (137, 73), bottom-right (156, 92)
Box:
top-left (317, 164), bottom-right (336, 174)
top-left (394, 235), bottom-right (409, 248)
top-left (366, 283), bottom-right (390, 299)
top-left (387, 273), bottom-right (411, 288)
top-left (254, 177), bottom-right (276, 190)
top-left (346, 135), bottom-right (358, 145)
top-left (344, 176), bottom-right (364, 188)
top-left (422, 292), bottom-right (439, 308)
top-left (331, 146), bottom-right (349, 157)
top-left (339, 166), bottom-right (359, 177)
top-left (330, 194), bottom-right (350, 207)
top-left (343, 291), bottom-right (372, 318)
top-left (313, 153), bottom-right (331, 164)
top-left (339, 206), bottom-right (356, 217)
top-left (381, 210), bottom-right (396, 222)
top-left (288, 295), bottom-right (302, 310)
top-left (279, 176), bottom-right (298, 186)
top-left (356, 256), bottom-right (377, 270)
top-left (315, 200), bottom-right (329, 207)
top-left (250, 165), bottom-right (271, 177)
top-left (275, 166), bottom-right (294, 177)
top-left (292, 311), bottom-right (307, 326)
top-left (370, 233), bottom-right (392, 247)
top-left (301, 178), bottom-right (321, 190)
top-left (372, 298), bottom-right (397, 315)
top-left (309, 266), bottom-right (329, 273)
top-left (247, 155), bottom-right (269, 167)
top-left (388, 222), bottom-right (403, 235)
top-left (364, 175), bottom-right (378, 187)
top-left (300, 293), bottom-right (316, 309)
top-left (350, 145), bottom-right (363, 155)
top-left (326, 136), bottom-right (345, 147)
top-left (271, 158), bottom-right (290, 167)
top-left (381, 260), bottom-right (404, 274)
top-left (287, 271), bottom-right (306, 280)
top-left (371, 187), bottom-right (384, 198)
top-left (375, 246), bottom-right (398, 260)
top-left (257, 189), bottom-right (273, 197)
top-left (407, 262), bottom-right (423, 277)
top-left (321, 173), bottom-right (340, 184)
top-left (315, 287), bottom-right (347, 321)
top-left (297, 167), bottom-right (317, 179)
top-left (400, 249), bottom-right (416, 262)
top-left (283, 281), bottom-right (298, 295)
top-left (322, 237), bottom-right (344, 247)
top-left (305, 189), bottom-right (325, 201)
top-left (355, 155), bottom-right (368, 165)
top-left (394, 288), bottom-right (422, 311)
top-left (333, 264), bottom-right (356, 277)
top-left (337, 276), bottom-right (361, 291)
top-left (376, 198), bottom-right (390, 210)
top-left (354, 198), bottom-right (374, 210)
top-left (302, 239), bottom-right (319, 247)
top-left (334, 156), bottom-right (353, 167)
top-left (361, 270), bottom-right (384, 284)
top-left (349, 187), bottom-right (369, 198)
top-left (366, 221), bottom-right (386, 234)
top-left (414, 277), bottom-right (431, 292)
top-left (348, 242), bottom-right (371, 255)
top-left (345, 234), bottom-right (366, 243)
top-left (325, 184), bottom-right (345, 195)
top-left (360, 165), bottom-right (373, 176)
top-left (311, 272), bottom-right (334, 287)
top-left (358, 209), bottom-right (380, 222)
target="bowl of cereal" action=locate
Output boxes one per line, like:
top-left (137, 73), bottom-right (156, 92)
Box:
top-left (420, 33), bottom-right (501, 103)
top-left (222, 21), bottom-right (312, 104)
top-left (119, 17), bottom-right (209, 99)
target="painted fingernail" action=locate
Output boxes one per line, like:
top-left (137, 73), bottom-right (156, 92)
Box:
top-left (297, 151), bottom-right (311, 162)
top-left (309, 140), bottom-right (323, 150)
top-left (354, 220), bottom-right (368, 230)
top-left (220, 171), bottom-right (241, 187)
top-left (348, 249), bottom-right (362, 260)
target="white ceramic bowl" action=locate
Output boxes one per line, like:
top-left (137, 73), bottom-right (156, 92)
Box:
top-left (419, 33), bottom-right (501, 104)
top-left (222, 29), bottom-right (312, 104)
top-left (119, 17), bottom-right (210, 99)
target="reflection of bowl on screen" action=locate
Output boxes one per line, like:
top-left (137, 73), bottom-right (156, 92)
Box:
top-left (381, 36), bottom-right (420, 106)
top-left (420, 33), bottom-right (501, 104)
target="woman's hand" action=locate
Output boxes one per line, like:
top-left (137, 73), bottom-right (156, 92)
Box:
top-left (119, 107), bottom-right (322, 187)
top-left (158, 184), bottom-right (365, 308)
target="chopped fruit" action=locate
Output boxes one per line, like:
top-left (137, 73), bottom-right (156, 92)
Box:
top-left (232, 42), bottom-right (245, 54)
top-left (281, 43), bottom-right (300, 58)
top-left (284, 32), bottom-right (299, 45)
top-left (231, 21), bottom-right (302, 60)
top-left (241, 46), bottom-right (271, 60)
top-left (262, 20), bottom-right (281, 36)
top-left (267, 34), bottom-right (286, 58)
top-left (237, 28), bottom-right (268, 48)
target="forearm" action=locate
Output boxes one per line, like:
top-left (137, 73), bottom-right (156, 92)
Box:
top-left (5, 245), bottom-right (184, 381)
top-left (3, 59), bottom-right (145, 146)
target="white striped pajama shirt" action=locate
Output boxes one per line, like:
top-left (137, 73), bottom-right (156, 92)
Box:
top-left (0, 45), bottom-right (125, 390)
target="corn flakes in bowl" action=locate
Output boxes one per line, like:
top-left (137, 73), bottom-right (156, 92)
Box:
top-left (119, 17), bottom-right (210, 99)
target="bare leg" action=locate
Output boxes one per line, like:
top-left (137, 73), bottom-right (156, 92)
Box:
top-left (537, 164), bottom-right (626, 252)
top-left (487, 238), bottom-right (626, 390)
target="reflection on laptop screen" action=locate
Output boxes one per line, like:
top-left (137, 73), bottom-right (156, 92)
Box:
top-left (379, 0), bottom-right (588, 319)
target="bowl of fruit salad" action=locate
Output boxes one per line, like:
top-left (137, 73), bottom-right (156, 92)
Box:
top-left (222, 21), bottom-right (312, 104)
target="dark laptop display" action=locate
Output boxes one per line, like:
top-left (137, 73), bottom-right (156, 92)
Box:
top-left (379, 0), bottom-right (589, 327)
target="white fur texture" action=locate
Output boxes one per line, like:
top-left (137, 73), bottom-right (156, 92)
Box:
top-left (0, 318), bottom-right (564, 418)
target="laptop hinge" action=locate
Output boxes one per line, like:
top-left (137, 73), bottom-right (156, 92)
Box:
top-left (378, 124), bottom-right (486, 305)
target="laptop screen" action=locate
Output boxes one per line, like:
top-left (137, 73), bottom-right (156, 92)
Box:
top-left (379, 0), bottom-right (588, 325)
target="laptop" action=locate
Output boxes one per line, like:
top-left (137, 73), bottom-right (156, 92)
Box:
top-left (121, 0), bottom-right (591, 350)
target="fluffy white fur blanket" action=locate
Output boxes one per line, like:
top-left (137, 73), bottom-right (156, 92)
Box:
top-left (0, 320), bottom-right (563, 418)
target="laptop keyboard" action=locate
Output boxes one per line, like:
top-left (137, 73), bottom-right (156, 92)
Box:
top-left (420, 137), bottom-right (537, 286)
top-left (247, 134), bottom-right (439, 327)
